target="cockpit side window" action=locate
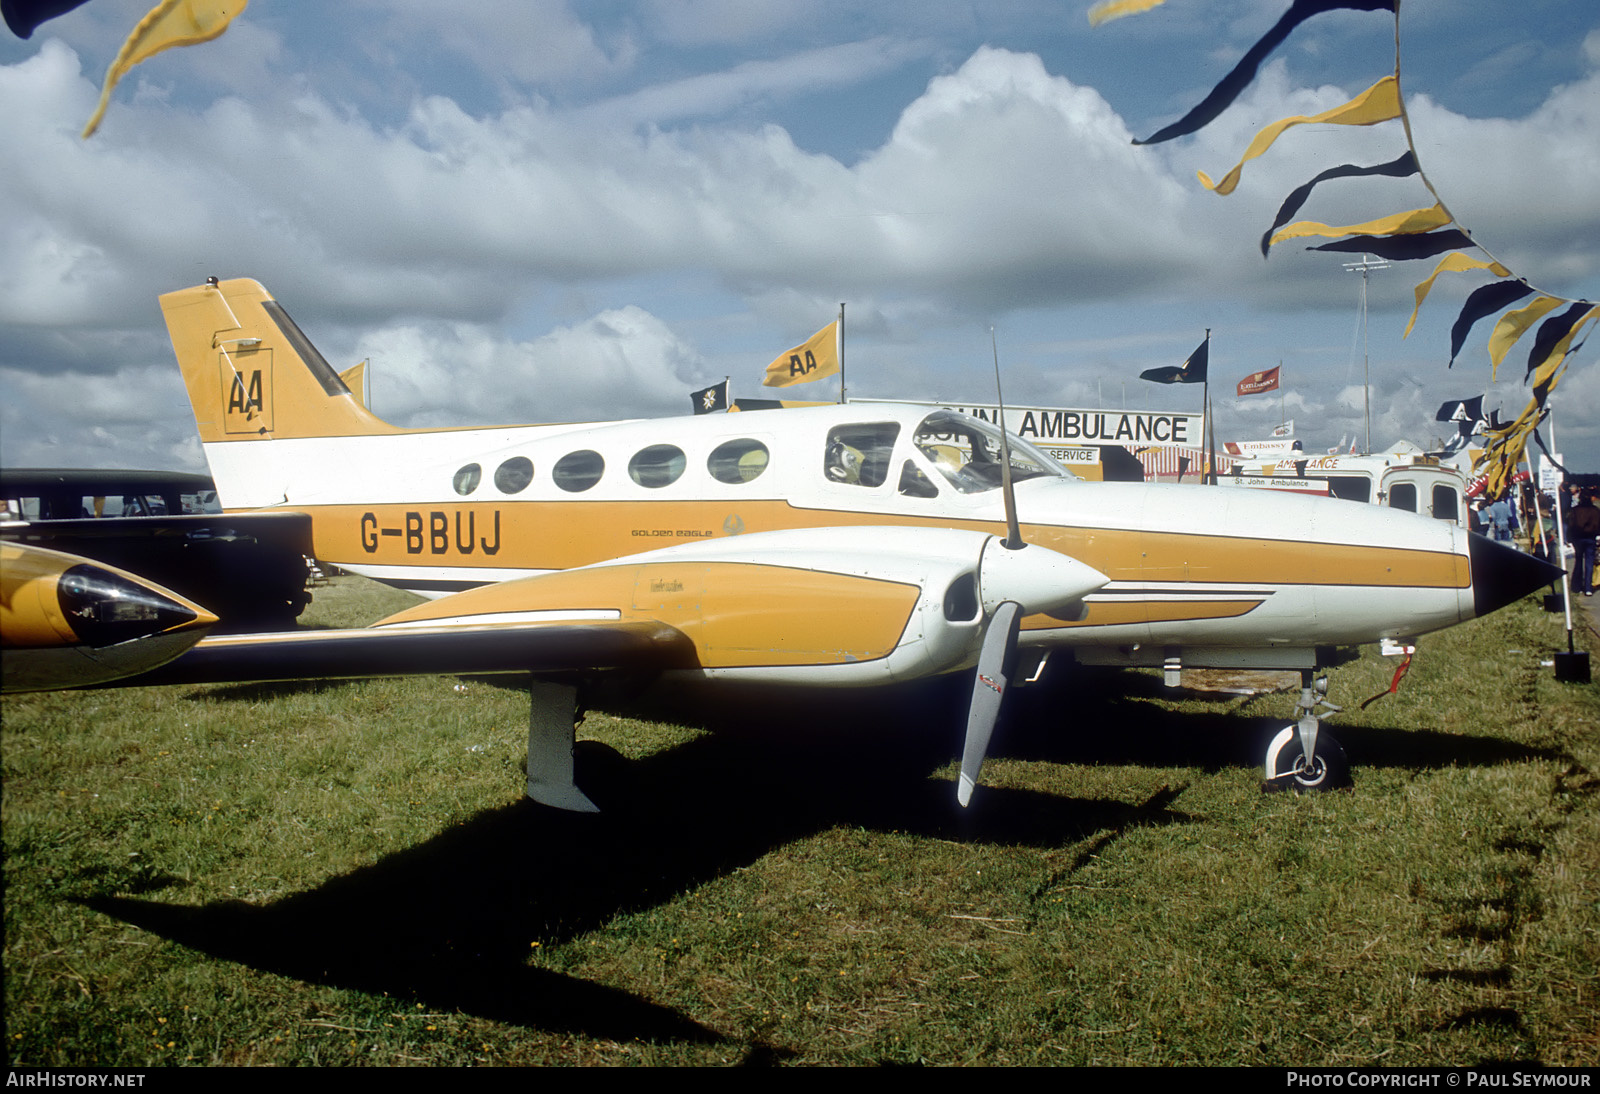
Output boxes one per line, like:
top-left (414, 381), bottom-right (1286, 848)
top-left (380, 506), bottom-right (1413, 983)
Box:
top-left (912, 410), bottom-right (1063, 495)
top-left (824, 424), bottom-right (899, 487)
top-left (898, 460), bottom-right (939, 498)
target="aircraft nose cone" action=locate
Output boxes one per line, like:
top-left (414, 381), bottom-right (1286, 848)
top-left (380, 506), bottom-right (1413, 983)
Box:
top-left (1468, 534), bottom-right (1564, 619)
top-left (979, 540), bottom-right (1108, 616)
top-left (58, 564), bottom-right (217, 646)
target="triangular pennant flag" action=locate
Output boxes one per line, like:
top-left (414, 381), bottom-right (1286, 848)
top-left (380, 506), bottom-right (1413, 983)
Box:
top-left (1524, 303), bottom-right (1598, 386)
top-left (1260, 152), bottom-right (1417, 256)
top-left (1448, 281), bottom-right (1535, 366)
top-left (83, 0), bottom-right (249, 138)
top-left (1309, 229), bottom-right (1473, 260)
top-left (5, 0), bottom-right (92, 37)
top-left (1486, 295), bottom-right (1565, 374)
top-left (1403, 253), bottom-right (1511, 338)
top-left (1269, 203), bottom-right (1451, 250)
top-left (1135, 0), bottom-right (1398, 146)
top-left (1087, 0), bottom-right (1167, 27)
top-left (1197, 77), bottom-right (1402, 196)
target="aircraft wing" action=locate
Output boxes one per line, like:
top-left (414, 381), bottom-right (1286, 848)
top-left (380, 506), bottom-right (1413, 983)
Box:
top-left (121, 620), bottom-right (696, 688)
top-left (102, 525), bottom-right (1108, 811)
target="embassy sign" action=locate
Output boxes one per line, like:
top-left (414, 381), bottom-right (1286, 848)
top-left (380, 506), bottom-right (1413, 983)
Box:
top-left (854, 399), bottom-right (1204, 451)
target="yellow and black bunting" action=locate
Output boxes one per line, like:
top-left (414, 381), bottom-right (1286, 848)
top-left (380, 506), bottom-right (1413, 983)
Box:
top-left (1094, 0), bottom-right (1596, 498)
top-left (1259, 152), bottom-right (1417, 256)
top-left (1129, 0), bottom-right (1399, 148)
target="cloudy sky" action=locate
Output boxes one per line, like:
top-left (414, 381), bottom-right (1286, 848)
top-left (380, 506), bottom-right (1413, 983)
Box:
top-left (2, 0), bottom-right (1596, 474)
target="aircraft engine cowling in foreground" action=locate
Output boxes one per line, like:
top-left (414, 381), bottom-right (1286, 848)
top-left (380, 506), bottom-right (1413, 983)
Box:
top-left (1, 542), bottom-right (219, 693)
top-left (146, 276), bottom-right (1561, 805)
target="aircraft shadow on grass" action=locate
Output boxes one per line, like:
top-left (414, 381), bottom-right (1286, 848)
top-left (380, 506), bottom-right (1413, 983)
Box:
top-left (80, 675), bottom-right (1198, 1047)
top-left (991, 666), bottom-right (1566, 776)
top-left (80, 666), bottom-right (1558, 1045)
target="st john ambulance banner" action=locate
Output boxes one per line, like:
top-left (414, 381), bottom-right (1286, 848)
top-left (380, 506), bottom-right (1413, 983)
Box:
top-left (852, 399), bottom-right (1204, 453)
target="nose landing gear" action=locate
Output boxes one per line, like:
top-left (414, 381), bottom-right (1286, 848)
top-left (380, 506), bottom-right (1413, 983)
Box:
top-left (1264, 672), bottom-right (1352, 792)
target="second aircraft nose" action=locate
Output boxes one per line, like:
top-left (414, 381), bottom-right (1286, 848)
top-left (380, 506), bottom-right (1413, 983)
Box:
top-left (1468, 534), bottom-right (1564, 619)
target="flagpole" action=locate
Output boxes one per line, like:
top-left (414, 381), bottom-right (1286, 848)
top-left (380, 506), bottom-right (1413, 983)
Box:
top-left (1203, 329), bottom-right (1214, 484)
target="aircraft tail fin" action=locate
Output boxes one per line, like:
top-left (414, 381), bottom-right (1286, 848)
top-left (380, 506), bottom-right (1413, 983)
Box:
top-left (160, 278), bottom-right (401, 446)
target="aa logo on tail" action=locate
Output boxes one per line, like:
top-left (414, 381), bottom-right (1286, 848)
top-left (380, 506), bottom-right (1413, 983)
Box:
top-left (221, 353), bottom-right (274, 435)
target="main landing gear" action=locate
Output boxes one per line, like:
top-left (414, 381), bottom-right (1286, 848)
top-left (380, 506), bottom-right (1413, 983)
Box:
top-left (1263, 671), bottom-right (1352, 792)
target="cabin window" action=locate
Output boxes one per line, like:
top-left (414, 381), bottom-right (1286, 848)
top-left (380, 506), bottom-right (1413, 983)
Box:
top-left (708, 438), bottom-right (770, 484)
top-left (493, 457), bottom-right (534, 494)
top-left (1388, 482), bottom-right (1418, 513)
top-left (824, 424), bottom-right (899, 487)
top-left (1431, 484), bottom-right (1460, 523)
top-left (453, 463), bottom-right (482, 496)
top-left (628, 445), bottom-right (687, 489)
top-left (553, 450), bottom-right (605, 492)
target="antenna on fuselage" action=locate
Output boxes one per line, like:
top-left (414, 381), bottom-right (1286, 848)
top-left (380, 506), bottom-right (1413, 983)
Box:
top-left (990, 326), bottom-right (1023, 550)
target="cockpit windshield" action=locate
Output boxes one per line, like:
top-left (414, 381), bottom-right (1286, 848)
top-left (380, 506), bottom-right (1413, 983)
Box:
top-left (913, 411), bottom-right (1070, 495)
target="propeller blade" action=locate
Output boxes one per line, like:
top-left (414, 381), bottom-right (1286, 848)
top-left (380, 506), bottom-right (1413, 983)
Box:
top-left (958, 599), bottom-right (1021, 807)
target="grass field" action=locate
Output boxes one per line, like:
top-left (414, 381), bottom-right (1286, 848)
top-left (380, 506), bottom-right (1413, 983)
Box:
top-left (4, 576), bottom-right (1597, 1066)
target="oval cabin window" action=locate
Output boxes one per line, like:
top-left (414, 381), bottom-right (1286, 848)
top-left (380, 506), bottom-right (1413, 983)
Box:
top-left (452, 463), bottom-right (482, 496)
top-left (553, 450), bottom-right (605, 492)
top-left (707, 438), bottom-right (769, 484)
top-left (493, 456), bottom-right (534, 494)
top-left (628, 445), bottom-right (687, 489)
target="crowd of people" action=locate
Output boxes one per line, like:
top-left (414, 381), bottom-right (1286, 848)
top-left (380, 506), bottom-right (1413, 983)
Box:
top-left (1476, 481), bottom-right (1598, 598)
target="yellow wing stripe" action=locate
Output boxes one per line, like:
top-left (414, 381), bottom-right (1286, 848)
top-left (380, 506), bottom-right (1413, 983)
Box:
top-left (380, 561), bottom-right (921, 669)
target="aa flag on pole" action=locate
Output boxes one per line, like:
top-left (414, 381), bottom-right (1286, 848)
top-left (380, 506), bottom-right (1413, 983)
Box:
top-left (1139, 337), bottom-right (1209, 384)
top-left (690, 379), bottom-right (729, 415)
top-left (763, 321), bottom-right (840, 388)
top-left (1237, 366), bottom-right (1281, 396)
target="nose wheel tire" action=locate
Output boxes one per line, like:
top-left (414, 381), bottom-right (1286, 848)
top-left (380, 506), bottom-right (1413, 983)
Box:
top-left (1264, 728), bottom-right (1350, 792)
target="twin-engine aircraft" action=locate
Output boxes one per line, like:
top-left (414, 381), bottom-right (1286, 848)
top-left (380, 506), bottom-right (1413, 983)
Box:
top-left (147, 277), bottom-right (1558, 807)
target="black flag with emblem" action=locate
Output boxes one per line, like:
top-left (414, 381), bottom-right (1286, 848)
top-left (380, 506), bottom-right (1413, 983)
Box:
top-left (690, 379), bottom-right (729, 415)
top-left (1140, 337), bottom-right (1209, 384)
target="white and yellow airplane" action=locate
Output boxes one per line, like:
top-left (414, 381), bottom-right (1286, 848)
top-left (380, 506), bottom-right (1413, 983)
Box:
top-left (145, 277), bottom-right (1559, 807)
top-left (1, 541), bottom-right (218, 693)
